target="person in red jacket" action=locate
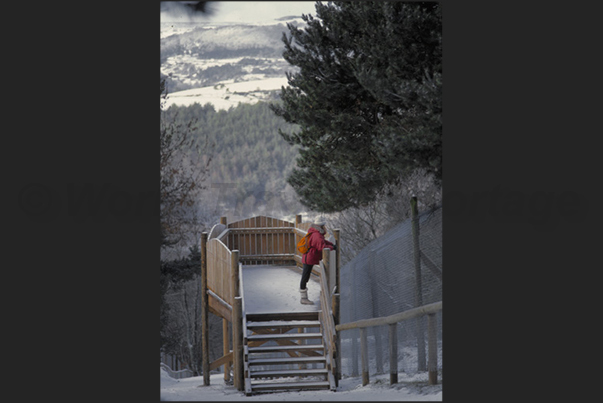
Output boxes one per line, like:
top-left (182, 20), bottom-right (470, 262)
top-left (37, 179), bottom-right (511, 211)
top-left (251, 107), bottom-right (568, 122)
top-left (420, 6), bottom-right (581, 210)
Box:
top-left (300, 220), bottom-right (336, 305)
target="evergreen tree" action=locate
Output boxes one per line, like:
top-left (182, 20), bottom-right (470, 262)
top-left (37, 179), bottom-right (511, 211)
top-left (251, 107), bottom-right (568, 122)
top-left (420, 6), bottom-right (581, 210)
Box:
top-left (270, 1), bottom-right (442, 212)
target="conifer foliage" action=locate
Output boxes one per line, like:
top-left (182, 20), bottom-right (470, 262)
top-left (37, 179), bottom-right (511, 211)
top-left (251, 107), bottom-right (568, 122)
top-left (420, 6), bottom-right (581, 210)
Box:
top-left (270, 2), bottom-right (442, 212)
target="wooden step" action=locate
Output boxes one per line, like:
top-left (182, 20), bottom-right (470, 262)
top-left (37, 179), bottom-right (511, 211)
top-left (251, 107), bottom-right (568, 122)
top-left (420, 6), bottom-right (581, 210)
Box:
top-left (247, 332), bottom-right (322, 342)
top-left (249, 368), bottom-right (328, 379)
top-left (246, 311), bottom-right (319, 322)
top-left (250, 380), bottom-right (330, 392)
top-left (247, 344), bottom-right (324, 354)
top-left (246, 320), bottom-right (321, 330)
top-left (248, 356), bottom-right (325, 366)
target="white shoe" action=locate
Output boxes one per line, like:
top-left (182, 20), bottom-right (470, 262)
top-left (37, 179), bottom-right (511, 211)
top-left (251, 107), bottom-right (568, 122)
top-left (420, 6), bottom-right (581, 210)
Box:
top-left (300, 288), bottom-right (314, 305)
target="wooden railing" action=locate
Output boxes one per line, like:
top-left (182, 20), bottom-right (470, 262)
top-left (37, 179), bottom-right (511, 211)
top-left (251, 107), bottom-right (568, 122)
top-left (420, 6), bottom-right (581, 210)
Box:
top-left (317, 261), bottom-right (339, 389)
top-left (223, 216), bottom-right (297, 266)
top-left (206, 238), bottom-right (233, 308)
top-left (335, 301), bottom-right (442, 386)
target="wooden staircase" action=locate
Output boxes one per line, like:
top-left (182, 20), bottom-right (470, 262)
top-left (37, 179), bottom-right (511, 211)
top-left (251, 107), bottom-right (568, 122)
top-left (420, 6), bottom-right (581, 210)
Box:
top-left (243, 311), bottom-right (336, 395)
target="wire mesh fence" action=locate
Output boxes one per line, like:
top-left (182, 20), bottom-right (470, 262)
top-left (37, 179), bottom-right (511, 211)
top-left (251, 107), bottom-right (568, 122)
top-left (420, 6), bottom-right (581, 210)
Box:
top-left (339, 205), bottom-right (442, 379)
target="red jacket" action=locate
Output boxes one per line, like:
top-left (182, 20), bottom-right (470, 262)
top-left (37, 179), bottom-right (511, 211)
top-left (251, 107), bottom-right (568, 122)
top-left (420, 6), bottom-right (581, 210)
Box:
top-left (302, 227), bottom-right (335, 266)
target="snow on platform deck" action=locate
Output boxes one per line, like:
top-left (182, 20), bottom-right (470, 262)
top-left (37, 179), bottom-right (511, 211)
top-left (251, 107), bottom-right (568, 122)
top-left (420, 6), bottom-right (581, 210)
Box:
top-left (241, 265), bottom-right (321, 314)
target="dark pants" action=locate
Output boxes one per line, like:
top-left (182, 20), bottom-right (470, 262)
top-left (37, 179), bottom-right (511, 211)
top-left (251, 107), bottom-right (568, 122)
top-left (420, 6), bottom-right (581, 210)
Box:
top-left (300, 263), bottom-right (313, 290)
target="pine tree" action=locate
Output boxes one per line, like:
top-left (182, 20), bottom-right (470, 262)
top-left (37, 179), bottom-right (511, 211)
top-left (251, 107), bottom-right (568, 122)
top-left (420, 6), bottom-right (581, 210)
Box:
top-left (270, 2), bottom-right (442, 212)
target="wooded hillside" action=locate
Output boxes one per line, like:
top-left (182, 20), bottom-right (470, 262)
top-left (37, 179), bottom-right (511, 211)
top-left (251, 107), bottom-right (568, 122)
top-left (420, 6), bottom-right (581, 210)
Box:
top-left (162, 100), bottom-right (304, 219)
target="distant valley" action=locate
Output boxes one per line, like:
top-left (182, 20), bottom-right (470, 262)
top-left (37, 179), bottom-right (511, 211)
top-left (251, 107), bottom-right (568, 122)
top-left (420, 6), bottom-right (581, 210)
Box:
top-left (160, 18), bottom-right (305, 109)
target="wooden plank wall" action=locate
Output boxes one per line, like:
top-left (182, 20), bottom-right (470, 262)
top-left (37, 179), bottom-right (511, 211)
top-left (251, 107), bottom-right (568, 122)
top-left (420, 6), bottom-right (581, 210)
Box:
top-left (226, 216), bottom-right (296, 265)
top-left (207, 238), bottom-right (233, 305)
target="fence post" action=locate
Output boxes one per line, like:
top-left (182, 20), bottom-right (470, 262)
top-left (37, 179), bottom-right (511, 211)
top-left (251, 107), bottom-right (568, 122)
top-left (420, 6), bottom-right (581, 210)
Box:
top-left (322, 248), bottom-right (330, 290)
top-left (428, 313), bottom-right (438, 385)
top-left (360, 327), bottom-right (369, 386)
top-left (220, 216), bottom-right (227, 226)
top-left (231, 250), bottom-right (242, 390)
top-left (200, 232), bottom-right (210, 386)
top-left (234, 296), bottom-right (243, 390)
top-left (332, 292), bottom-right (340, 386)
top-left (411, 196), bottom-right (426, 371)
top-left (333, 229), bottom-right (341, 381)
top-left (223, 318), bottom-right (230, 382)
top-left (389, 323), bottom-right (398, 385)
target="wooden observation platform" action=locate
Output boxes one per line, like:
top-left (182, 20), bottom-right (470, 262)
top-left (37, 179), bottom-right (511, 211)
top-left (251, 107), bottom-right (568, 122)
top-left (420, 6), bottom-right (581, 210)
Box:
top-left (200, 215), bottom-right (341, 395)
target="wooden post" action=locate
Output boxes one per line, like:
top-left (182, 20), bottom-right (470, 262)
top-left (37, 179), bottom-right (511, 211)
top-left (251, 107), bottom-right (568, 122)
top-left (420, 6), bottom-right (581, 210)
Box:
top-left (333, 229), bottom-right (341, 382)
top-left (200, 232), bottom-right (210, 386)
top-left (332, 292), bottom-right (340, 386)
top-left (231, 251), bottom-right (242, 390)
top-left (351, 330), bottom-right (359, 377)
top-left (223, 319), bottom-right (231, 382)
top-left (234, 297), bottom-right (243, 390)
top-left (322, 248), bottom-right (330, 291)
top-left (428, 313), bottom-right (438, 385)
top-left (389, 323), bottom-right (398, 385)
top-left (360, 327), bottom-right (369, 386)
top-left (220, 216), bottom-right (227, 226)
top-left (410, 196), bottom-right (426, 371)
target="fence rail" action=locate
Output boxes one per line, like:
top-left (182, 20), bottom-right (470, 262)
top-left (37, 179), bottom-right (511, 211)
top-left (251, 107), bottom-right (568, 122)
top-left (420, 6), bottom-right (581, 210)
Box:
top-left (336, 301), bottom-right (442, 385)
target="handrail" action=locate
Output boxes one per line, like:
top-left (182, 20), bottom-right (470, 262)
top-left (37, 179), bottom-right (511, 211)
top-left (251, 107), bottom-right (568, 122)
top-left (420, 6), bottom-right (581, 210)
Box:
top-left (216, 227), bottom-right (299, 266)
top-left (335, 301), bottom-right (442, 331)
top-left (318, 261), bottom-right (337, 390)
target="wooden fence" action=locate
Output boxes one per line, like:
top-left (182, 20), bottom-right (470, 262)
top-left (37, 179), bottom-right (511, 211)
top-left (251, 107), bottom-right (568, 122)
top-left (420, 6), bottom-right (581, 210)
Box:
top-left (206, 238), bottom-right (233, 307)
top-left (223, 216), bottom-right (297, 266)
top-left (335, 301), bottom-right (442, 386)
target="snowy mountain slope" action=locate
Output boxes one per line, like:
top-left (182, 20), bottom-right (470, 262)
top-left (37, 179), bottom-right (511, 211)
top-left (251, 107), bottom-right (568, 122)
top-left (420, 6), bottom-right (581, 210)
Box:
top-left (160, 18), bottom-right (304, 101)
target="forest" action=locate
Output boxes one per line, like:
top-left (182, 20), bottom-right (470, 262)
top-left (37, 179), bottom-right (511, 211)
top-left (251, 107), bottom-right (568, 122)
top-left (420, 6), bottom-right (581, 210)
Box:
top-left (162, 99), bottom-right (305, 225)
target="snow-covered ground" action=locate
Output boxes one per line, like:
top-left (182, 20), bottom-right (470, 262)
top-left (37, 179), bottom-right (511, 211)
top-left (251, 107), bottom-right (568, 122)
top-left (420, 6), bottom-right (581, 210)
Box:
top-left (161, 264), bottom-right (442, 400)
top-left (162, 77), bottom-right (288, 111)
top-left (161, 369), bottom-right (442, 401)
top-left (242, 265), bottom-right (320, 313)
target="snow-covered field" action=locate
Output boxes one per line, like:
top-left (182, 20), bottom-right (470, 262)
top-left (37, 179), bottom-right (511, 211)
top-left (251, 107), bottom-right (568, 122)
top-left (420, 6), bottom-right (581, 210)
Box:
top-left (162, 77), bottom-right (289, 111)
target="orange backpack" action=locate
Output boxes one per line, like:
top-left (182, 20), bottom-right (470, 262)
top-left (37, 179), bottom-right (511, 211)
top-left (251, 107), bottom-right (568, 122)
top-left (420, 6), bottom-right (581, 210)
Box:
top-left (297, 233), bottom-right (311, 254)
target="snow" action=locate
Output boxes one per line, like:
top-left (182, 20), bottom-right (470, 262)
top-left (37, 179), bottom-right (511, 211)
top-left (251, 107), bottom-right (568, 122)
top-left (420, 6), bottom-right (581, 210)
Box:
top-left (160, 369), bottom-right (442, 401)
top-left (161, 264), bottom-right (442, 400)
top-left (241, 265), bottom-right (320, 313)
top-left (162, 77), bottom-right (289, 111)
